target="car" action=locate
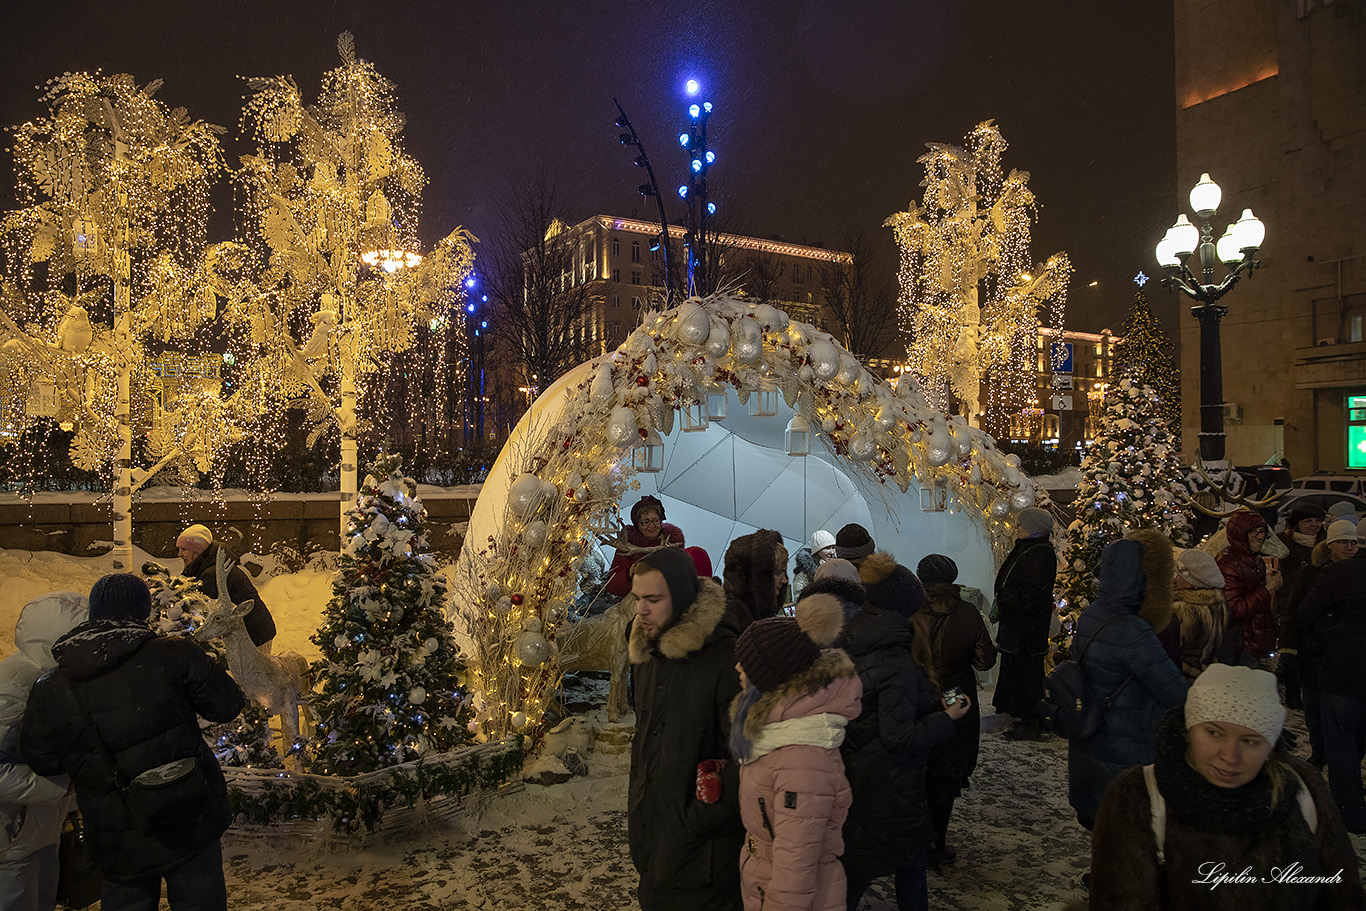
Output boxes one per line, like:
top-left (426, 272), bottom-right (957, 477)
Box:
top-left (1292, 474), bottom-right (1366, 497)
top-left (1272, 490), bottom-right (1366, 534)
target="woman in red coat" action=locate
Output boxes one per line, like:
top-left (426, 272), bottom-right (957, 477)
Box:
top-left (605, 496), bottom-right (686, 598)
top-left (1216, 511), bottom-right (1282, 667)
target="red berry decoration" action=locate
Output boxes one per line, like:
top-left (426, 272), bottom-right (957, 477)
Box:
top-left (636, 376), bottom-right (648, 386)
top-left (639, 427), bottom-right (648, 439)
top-left (511, 593), bottom-right (524, 606)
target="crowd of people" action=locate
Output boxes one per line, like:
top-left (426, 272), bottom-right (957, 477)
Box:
top-left (2, 497), bottom-right (1366, 911)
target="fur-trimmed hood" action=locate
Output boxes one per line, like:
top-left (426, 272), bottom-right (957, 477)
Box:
top-left (793, 546), bottom-right (821, 580)
top-left (1127, 527), bottom-right (1175, 633)
top-left (1171, 587), bottom-right (1224, 608)
top-left (628, 576), bottom-right (730, 664)
top-left (858, 552), bottom-right (925, 618)
top-left (730, 649), bottom-right (860, 746)
top-left (1311, 539), bottom-right (1334, 568)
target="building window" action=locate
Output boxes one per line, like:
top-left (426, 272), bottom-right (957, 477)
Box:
top-left (1349, 394), bottom-right (1366, 469)
top-left (612, 268), bottom-right (621, 283)
top-left (1350, 314), bottom-right (1363, 343)
top-left (631, 271), bottom-right (641, 285)
top-left (612, 295), bottom-right (621, 309)
top-left (631, 241), bottom-right (641, 264)
top-left (632, 296), bottom-right (641, 310)
top-left (611, 237), bottom-right (620, 256)
top-left (583, 242), bottom-right (593, 266)
top-left (793, 262), bottom-right (802, 283)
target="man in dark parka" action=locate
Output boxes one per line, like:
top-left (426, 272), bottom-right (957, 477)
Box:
top-left (992, 507), bottom-right (1058, 740)
top-left (627, 547), bottom-right (744, 911)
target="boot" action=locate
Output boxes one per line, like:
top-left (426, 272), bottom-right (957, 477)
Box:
top-left (1004, 717), bottom-right (1044, 741)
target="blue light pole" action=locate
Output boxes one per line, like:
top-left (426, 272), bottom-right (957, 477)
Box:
top-left (460, 275), bottom-right (488, 445)
top-left (679, 79), bottom-right (716, 296)
top-left (614, 99), bottom-right (676, 308)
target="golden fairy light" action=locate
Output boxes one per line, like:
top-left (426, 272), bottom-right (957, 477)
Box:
top-left (885, 120), bottom-right (1071, 436)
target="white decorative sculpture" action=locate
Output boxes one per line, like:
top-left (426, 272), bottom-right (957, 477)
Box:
top-left (556, 595), bottom-right (635, 722)
top-left (196, 549), bottom-right (311, 768)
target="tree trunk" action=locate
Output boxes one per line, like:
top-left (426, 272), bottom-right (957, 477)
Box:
top-left (112, 249), bottom-right (134, 570)
top-left (339, 337), bottom-right (358, 538)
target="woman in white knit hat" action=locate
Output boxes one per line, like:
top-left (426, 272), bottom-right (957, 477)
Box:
top-left (1089, 665), bottom-right (1364, 908)
top-left (1170, 548), bottom-right (1229, 682)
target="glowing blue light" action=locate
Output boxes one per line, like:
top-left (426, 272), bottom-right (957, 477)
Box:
top-left (705, 150), bottom-right (715, 164)
top-left (464, 276), bottom-right (477, 288)
top-left (678, 185), bottom-right (688, 198)
top-left (692, 159), bottom-right (702, 172)
top-left (481, 320), bottom-right (488, 329)
top-left (707, 202), bottom-right (717, 215)
top-left (685, 79), bottom-right (700, 95)
top-left (466, 303), bottom-right (476, 313)
top-left (689, 104), bottom-right (700, 119)
top-left (703, 102), bottom-right (713, 113)
top-left (481, 294), bottom-right (488, 302)
top-left (679, 132), bottom-right (690, 147)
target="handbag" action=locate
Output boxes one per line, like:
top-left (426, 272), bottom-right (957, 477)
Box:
top-left (1038, 616), bottom-right (1132, 741)
top-left (54, 812), bottom-right (101, 910)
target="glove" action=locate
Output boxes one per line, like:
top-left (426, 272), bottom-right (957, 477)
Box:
top-left (695, 759), bottom-right (727, 804)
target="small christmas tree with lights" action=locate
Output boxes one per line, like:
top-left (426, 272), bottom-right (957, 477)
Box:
top-left (1113, 290), bottom-right (1181, 429)
top-left (1057, 377), bottom-right (1193, 624)
top-left (309, 454), bottom-right (471, 775)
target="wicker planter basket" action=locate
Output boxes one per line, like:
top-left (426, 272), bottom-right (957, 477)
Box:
top-left (224, 738), bottom-right (524, 843)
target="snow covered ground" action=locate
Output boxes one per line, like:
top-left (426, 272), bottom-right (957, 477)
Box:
top-left (2, 547), bottom-right (1359, 910)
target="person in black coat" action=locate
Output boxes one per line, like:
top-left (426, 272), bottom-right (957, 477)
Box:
top-left (20, 573), bottom-right (245, 911)
top-left (917, 554), bottom-right (998, 869)
top-left (1067, 529), bottom-right (1189, 831)
top-left (177, 524), bottom-right (276, 649)
top-left (628, 547), bottom-right (744, 911)
top-left (722, 529), bottom-right (788, 631)
top-left (1297, 530), bottom-right (1366, 833)
top-left (837, 564), bottom-right (967, 911)
top-left (992, 507), bottom-right (1058, 741)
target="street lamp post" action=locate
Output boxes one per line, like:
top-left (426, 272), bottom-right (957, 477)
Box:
top-left (1155, 173), bottom-right (1265, 463)
top-left (679, 79), bottom-right (717, 297)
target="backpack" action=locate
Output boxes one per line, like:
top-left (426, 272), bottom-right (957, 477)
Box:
top-left (1038, 616), bottom-right (1130, 741)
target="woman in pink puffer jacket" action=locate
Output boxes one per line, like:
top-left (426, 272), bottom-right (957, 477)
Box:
top-left (731, 592), bottom-right (861, 911)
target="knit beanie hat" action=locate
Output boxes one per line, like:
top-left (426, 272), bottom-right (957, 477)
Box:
top-left (835, 523), bottom-right (875, 560)
top-left (814, 558), bottom-right (861, 585)
top-left (809, 529), bottom-right (836, 553)
top-left (630, 495), bottom-right (667, 526)
top-left (1358, 517), bottom-right (1366, 540)
top-left (916, 554), bottom-right (958, 585)
top-left (1017, 507), bottom-right (1053, 537)
top-left (735, 593), bottom-right (844, 692)
top-left (1326, 500), bottom-right (1357, 520)
top-left (685, 545), bottom-right (713, 578)
top-left (89, 573), bottom-right (153, 623)
top-left (1325, 519), bottom-right (1358, 544)
top-left (1185, 664), bottom-right (1286, 745)
top-left (1175, 548), bottom-right (1225, 589)
top-left (176, 523), bottom-right (213, 555)
top-left (637, 546), bottom-right (700, 616)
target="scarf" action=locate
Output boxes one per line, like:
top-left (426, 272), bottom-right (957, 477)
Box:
top-left (1152, 709), bottom-right (1295, 837)
top-left (1293, 532), bottom-right (1317, 548)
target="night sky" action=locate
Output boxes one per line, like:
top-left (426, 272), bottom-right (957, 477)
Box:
top-left (1, 1), bottom-right (1178, 334)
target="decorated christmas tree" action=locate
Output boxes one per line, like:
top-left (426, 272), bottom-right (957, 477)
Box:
top-left (309, 454), bottom-right (471, 774)
top-left (1112, 290), bottom-right (1181, 429)
top-left (1057, 377), bottom-right (1193, 624)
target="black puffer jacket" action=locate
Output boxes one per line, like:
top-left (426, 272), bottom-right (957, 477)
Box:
top-left (19, 619), bottom-right (244, 880)
top-left (184, 543), bottom-right (277, 647)
top-left (922, 582), bottom-right (997, 792)
top-left (1300, 558), bottom-right (1366, 701)
top-left (838, 604), bottom-right (954, 879)
top-left (993, 537), bottom-right (1057, 655)
top-left (628, 578), bottom-right (744, 911)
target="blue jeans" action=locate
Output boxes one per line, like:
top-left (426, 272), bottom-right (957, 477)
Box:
top-left (1319, 691), bottom-right (1366, 827)
top-left (846, 853), bottom-right (928, 911)
top-left (100, 839), bottom-right (227, 911)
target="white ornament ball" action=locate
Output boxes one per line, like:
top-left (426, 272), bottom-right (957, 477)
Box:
top-left (835, 354), bottom-right (860, 385)
top-left (807, 338), bottom-right (840, 380)
top-left (990, 498), bottom-right (1011, 518)
top-left (926, 444), bottom-right (952, 467)
top-left (484, 583), bottom-right (505, 603)
top-left (733, 316), bottom-right (763, 363)
top-left (516, 631), bottom-right (550, 666)
top-left (849, 434), bottom-right (877, 461)
top-left (508, 473), bottom-right (549, 517)
top-left (511, 711), bottom-right (528, 730)
top-left (1004, 453), bottom-right (1022, 469)
top-left (424, 637), bottom-right (439, 653)
top-left (586, 473), bottom-right (612, 500)
top-left (607, 406), bottom-right (638, 446)
top-left (408, 687), bottom-right (427, 705)
top-left (495, 596), bottom-right (513, 615)
top-left (168, 606), bottom-right (184, 621)
top-left (574, 486), bottom-right (590, 504)
top-left (522, 616), bottom-right (543, 633)
top-left (523, 520), bottom-right (549, 547)
top-left (1010, 489), bottom-right (1033, 510)
top-left (821, 416), bottom-right (837, 434)
top-left (705, 322), bottom-right (730, 358)
top-left (674, 300), bottom-right (711, 345)
top-left (567, 538), bottom-right (584, 556)
top-left (546, 602), bottom-right (568, 624)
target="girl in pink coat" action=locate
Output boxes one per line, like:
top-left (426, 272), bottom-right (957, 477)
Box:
top-left (731, 592), bottom-right (862, 911)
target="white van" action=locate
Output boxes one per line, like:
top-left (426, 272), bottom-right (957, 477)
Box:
top-left (1293, 475), bottom-right (1366, 496)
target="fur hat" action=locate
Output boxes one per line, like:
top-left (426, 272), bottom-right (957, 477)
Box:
top-left (1325, 519), bottom-right (1358, 545)
top-left (809, 529), bottom-right (836, 553)
top-left (735, 593), bottom-right (844, 692)
top-left (176, 523), bottom-right (214, 556)
top-left (835, 523), bottom-right (875, 560)
top-left (630, 495), bottom-right (666, 526)
top-left (89, 573), bottom-right (153, 623)
top-left (1286, 501), bottom-right (1326, 528)
top-left (1185, 664), bottom-right (1286, 745)
top-left (1175, 548), bottom-right (1225, 589)
top-left (916, 554), bottom-right (958, 585)
top-left (1017, 507), bottom-right (1053, 537)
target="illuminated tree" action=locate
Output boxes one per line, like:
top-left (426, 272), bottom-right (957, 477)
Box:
top-left (232, 33), bottom-right (475, 534)
top-left (1057, 377), bottom-right (1192, 619)
top-left (1112, 289), bottom-right (1180, 429)
top-left (0, 72), bottom-right (264, 569)
top-left (885, 121), bottom-right (1071, 433)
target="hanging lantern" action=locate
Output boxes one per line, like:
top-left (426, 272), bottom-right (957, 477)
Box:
top-left (71, 218), bottom-right (100, 259)
top-left (705, 384), bottom-right (728, 421)
top-left (27, 379), bottom-right (60, 418)
top-left (748, 383), bottom-right (778, 417)
top-left (920, 477), bottom-right (950, 512)
top-left (682, 398), bottom-right (709, 432)
top-left (785, 413), bottom-right (811, 457)
top-left (631, 428), bottom-right (665, 473)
